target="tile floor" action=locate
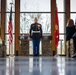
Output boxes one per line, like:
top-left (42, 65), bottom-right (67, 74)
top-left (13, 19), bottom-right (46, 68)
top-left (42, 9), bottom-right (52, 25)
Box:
top-left (0, 56), bottom-right (76, 75)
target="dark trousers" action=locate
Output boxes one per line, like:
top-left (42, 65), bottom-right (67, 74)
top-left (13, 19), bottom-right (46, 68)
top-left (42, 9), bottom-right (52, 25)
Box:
top-left (73, 37), bottom-right (76, 53)
top-left (32, 39), bottom-right (40, 56)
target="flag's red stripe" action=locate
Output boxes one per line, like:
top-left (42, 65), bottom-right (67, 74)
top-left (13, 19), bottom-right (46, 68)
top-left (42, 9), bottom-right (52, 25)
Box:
top-left (55, 6), bottom-right (59, 47)
top-left (8, 20), bottom-right (13, 44)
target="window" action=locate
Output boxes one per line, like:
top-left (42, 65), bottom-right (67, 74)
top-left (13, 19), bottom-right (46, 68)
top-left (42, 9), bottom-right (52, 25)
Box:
top-left (57, 14), bottom-right (65, 54)
top-left (6, 0), bottom-right (15, 12)
top-left (5, 0), bottom-right (15, 55)
top-left (58, 14), bottom-right (65, 33)
top-left (56, 0), bottom-right (65, 12)
top-left (70, 0), bottom-right (76, 12)
top-left (71, 13), bottom-right (76, 24)
top-left (20, 0), bottom-right (51, 12)
top-left (56, 0), bottom-right (65, 55)
top-left (20, 0), bottom-right (51, 55)
top-left (20, 0), bottom-right (51, 34)
top-left (20, 13), bottom-right (51, 34)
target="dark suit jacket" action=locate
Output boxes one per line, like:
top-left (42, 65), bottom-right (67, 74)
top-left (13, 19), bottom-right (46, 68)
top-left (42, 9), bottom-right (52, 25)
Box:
top-left (66, 26), bottom-right (76, 41)
top-left (30, 22), bottom-right (42, 40)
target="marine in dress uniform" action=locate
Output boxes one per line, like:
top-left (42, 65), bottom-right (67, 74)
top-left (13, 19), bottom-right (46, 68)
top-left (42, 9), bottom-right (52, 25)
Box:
top-left (30, 18), bottom-right (42, 56)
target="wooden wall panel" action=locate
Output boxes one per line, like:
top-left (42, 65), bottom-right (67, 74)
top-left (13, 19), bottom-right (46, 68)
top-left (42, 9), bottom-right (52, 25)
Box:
top-left (15, 0), bottom-right (20, 55)
top-left (65, 0), bottom-right (70, 24)
top-left (65, 0), bottom-right (70, 57)
top-left (51, 0), bottom-right (56, 54)
top-left (1, 0), bottom-right (5, 40)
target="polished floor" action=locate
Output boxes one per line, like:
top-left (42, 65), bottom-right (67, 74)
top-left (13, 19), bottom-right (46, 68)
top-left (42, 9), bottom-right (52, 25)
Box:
top-left (0, 56), bottom-right (76, 75)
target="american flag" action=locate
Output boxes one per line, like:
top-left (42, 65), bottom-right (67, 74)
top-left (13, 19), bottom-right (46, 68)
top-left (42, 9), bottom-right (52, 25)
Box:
top-left (8, 6), bottom-right (13, 44)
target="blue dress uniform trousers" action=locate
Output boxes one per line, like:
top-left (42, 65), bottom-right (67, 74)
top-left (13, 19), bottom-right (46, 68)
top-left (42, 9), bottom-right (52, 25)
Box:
top-left (33, 39), bottom-right (40, 56)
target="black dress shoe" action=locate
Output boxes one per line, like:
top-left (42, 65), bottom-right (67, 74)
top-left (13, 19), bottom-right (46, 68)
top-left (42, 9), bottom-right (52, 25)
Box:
top-left (33, 54), bottom-right (39, 56)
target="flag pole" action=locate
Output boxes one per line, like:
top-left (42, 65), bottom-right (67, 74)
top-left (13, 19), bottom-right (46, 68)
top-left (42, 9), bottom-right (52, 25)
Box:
top-left (9, 3), bottom-right (13, 56)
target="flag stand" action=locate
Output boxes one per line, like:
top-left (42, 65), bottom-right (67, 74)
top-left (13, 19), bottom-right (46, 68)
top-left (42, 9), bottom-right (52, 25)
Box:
top-left (9, 43), bottom-right (13, 56)
top-left (9, 42), bottom-right (10, 56)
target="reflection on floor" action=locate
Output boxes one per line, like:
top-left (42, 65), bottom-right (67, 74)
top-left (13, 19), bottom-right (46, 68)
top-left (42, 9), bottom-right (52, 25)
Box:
top-left (0, 56), bottom-right (76, 75)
